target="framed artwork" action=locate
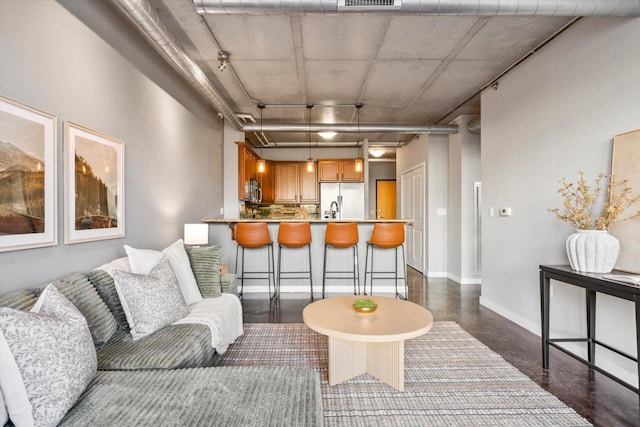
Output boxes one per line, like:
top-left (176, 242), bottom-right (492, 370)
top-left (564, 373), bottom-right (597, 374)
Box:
top-left (0, 96), bottom-right (57, 252)
top-left (609, 129), bottom-right (640, 273)
top-left (65, 122), bottom-right (124, 244)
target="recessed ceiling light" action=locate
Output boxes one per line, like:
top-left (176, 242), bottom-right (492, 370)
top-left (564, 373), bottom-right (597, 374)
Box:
top-left (369, 148), bottom-right (385, 157)
top-left (318, 131), bottom-right (337, 139)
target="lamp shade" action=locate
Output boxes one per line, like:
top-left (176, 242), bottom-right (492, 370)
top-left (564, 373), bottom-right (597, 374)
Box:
top-left (184, 223), bottom-right (209, 246)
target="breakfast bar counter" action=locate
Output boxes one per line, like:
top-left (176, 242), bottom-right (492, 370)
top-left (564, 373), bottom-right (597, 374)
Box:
top-left (203, 218), bottom-right (412, 296)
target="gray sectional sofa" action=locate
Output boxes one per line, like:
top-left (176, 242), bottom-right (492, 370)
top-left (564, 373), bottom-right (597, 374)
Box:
top-left (0, 252), bottom-right (323, 426)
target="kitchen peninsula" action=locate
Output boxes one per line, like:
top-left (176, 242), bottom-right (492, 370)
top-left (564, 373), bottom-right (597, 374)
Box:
top-left (203, 218), bottom-right (412, 297)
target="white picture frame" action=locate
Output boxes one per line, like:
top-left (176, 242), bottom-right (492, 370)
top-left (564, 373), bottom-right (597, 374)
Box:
top-left (65, 122), bottom-right (124, 244)
top-left (0, 96), bottom-right (57, 252)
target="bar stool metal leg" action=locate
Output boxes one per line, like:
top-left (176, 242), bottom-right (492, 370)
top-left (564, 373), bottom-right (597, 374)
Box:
top-left (308, 244), bottom-right (314, 300)
top-left (353, 245), bottom-right (360, 295)
top-left (364, 243), bottom-right (371, 295)
top-left (277, 244), bottom-right (282, 298)
top-left (322, 243), bottom-right (328, 299)
top-left (400, 243), bottom-right (408, 299)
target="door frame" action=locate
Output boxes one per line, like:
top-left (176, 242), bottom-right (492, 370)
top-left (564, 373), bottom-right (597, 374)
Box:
top-left (401, 162), bottom-right (426, 274)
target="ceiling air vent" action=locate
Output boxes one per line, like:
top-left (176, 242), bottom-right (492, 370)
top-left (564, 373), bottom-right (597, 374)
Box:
top-left (338, 0), bottom-right (401, 11)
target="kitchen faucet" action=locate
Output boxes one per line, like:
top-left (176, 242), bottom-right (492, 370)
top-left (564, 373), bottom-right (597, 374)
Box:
top-left (330, 201), bottom-right (339, 219)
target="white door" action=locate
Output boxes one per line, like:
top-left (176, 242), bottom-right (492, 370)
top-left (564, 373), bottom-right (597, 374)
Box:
top-left (401, 164), bottom-right (425, 273)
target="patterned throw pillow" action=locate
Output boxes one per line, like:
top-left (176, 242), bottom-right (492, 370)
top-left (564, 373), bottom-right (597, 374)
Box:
top-left (125, 240), bottom-right (204, 305)
top-left (186, 246), bottom-right (222, 298)
top-left (0, 285), bottom-right (97, 427)
top-left (112, 256), bottom-right (189, 341)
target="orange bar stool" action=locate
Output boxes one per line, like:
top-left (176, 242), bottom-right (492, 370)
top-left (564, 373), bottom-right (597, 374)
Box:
top-left (322, 222), bottom-right (360, 298)
top-left (277, 222), bottom-right (313, 300)
top-left (234, 222), bottom-right (276, 300)
top-left (364, 222), bottom-right (408, 299)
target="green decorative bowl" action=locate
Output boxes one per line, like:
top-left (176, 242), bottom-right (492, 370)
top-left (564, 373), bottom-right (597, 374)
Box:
top-left (353, 299), bottom-right (377, 314)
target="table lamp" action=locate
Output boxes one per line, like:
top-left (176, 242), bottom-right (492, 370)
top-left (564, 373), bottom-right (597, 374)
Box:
top-left (184, 223), bottom-right (209, 246)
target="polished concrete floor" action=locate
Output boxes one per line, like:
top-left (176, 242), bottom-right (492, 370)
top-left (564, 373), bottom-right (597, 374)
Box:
top-left (240, 268), bottom-right (639, 427)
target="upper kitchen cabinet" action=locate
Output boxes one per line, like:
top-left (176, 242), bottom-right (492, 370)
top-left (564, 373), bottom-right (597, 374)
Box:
top-left (275, 162), bottom-right (318, 204)
top-left (238, 142), bottom-right (258, 200)
top-left (318, 159), bottom-right (363, 182)
top-left (258, 160), bottom-right (275, 204)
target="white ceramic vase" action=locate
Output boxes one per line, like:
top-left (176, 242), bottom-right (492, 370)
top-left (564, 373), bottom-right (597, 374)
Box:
top-left (565, 230), bottom-right (620, 273)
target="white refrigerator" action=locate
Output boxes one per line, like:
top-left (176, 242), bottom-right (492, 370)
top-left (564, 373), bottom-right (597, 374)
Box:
top-left (320, 183), bottom-right (365, 219)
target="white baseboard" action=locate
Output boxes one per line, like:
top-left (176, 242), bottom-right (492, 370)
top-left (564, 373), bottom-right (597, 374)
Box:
top-left (241, 285), bottom-right (400, 294)
top-left (447, 273), bottom-right (482, 285)
top-left (479, 296), bottom-right (540, 335)
top-left (427, 272), bottom-right (447, 278)
top-left (479, 297), bottom-right (638, 386)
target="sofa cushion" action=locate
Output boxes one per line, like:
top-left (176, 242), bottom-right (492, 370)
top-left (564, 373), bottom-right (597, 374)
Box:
top-left (186, 245), bottom-right (222, 297)
top-left (88, 269), bottom-right (129, 332)
top-left (0, 285), bottom-right (97, 427)
top-left (96, 325), bottom-right (216, 370)
top-left (113, 256), bottom-right (189, 341)
top-left (58, 367), bottom-right (323, 426)
top-left (221, 273), bottom-right (238, 295)
top-left (0, 289), bottom-right (38, 311)
top-left (125, 240), bottom-right (204, 305)
top-left (49, 272), bottom-right (118, 347)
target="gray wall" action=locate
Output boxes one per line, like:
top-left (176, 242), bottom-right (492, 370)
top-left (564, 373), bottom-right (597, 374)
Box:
top-left (481, 17), bottom-right (640, 385)
top-left (0, 0), bottom-right (222, 293)
top-left (448, 115), bottom-right (481, 283)
top-left (427, 135), bottom-right (448, 275)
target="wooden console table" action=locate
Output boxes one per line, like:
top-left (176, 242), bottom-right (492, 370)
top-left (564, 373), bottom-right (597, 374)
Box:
top-left (539, 265), bottom-right (640, 395)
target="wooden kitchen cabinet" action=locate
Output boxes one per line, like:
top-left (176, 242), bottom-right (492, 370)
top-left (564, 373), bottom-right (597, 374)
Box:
top-left (238, 142), bottom-right (258, 200)
top-left (238, 142), bottom-right (276, 201)
top-left (340, 159), bottom-right (363, 182)
top-left (299, 163), bottom-right (318, 202)
top-left (258, 160), bottom-right (275, 203)
top-left (318, 159), bottom-right (363, 182)
top-left (318, 160), bottom-right (340, 181)
top-left (275, 162), bottom-right (318, 203)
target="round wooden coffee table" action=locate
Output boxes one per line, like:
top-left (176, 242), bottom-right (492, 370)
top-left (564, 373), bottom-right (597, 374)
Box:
top-left (303, 295), bottom-right (433, 391)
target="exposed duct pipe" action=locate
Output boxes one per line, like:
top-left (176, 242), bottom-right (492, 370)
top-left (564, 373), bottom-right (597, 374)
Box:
top-left (242, 122), bottom-right (458, 134)
top-left (194, 0), bottom-right (640, 16)
top-left (111, 0), bottom-right (244, 130)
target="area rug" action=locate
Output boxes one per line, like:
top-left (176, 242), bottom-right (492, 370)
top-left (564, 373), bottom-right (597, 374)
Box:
top-left (219, 321), bottom-right (591, 426)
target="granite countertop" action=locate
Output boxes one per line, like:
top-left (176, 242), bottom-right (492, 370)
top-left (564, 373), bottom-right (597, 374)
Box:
top-left (202, 218), bottom-right (413, 224)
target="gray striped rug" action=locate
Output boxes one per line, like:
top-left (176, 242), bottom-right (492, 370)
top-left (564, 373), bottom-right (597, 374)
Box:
top-left (219, 321), bottom-right (591, 426)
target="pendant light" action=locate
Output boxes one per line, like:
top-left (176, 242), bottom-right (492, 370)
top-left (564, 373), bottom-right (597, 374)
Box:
top-left (306, 103), bottom-right (315, 173)
top-left (354, 103), bottom-right (363, 173)
top-left (256, 103), bottom-right (266, 173)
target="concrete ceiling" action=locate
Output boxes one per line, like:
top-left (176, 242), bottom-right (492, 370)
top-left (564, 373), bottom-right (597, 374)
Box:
top-left (150, 0), bottom-right (573, 149)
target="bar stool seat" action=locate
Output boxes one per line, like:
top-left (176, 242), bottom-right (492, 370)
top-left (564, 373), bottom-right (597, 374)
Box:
top-left (364, 222), bottom-right (407, 299)
top-left (322, 222), bottom-right (360, 298)
top-left (276, 222), bottom-right (313, 299)
top-left (234, 222), bottom-right (276, 299)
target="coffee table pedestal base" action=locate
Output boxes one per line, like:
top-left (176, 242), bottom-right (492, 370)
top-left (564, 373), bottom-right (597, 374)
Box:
top-left (328, 336), bottom-right (405, 391)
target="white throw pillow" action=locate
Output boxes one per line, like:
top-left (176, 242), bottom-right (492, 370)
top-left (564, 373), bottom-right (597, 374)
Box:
top-left (125, 240), bottom-right (204, 305)
top-left (124, 245), bottom-right (163, 275)
top-left (96, 256), bottom-right (131, 276)
top-left (113, 256), bottom-right (190, 341)
top-left (162, 239), bottom-right (204, 305)
top-left (0, 285), bottom-right (97, 427)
